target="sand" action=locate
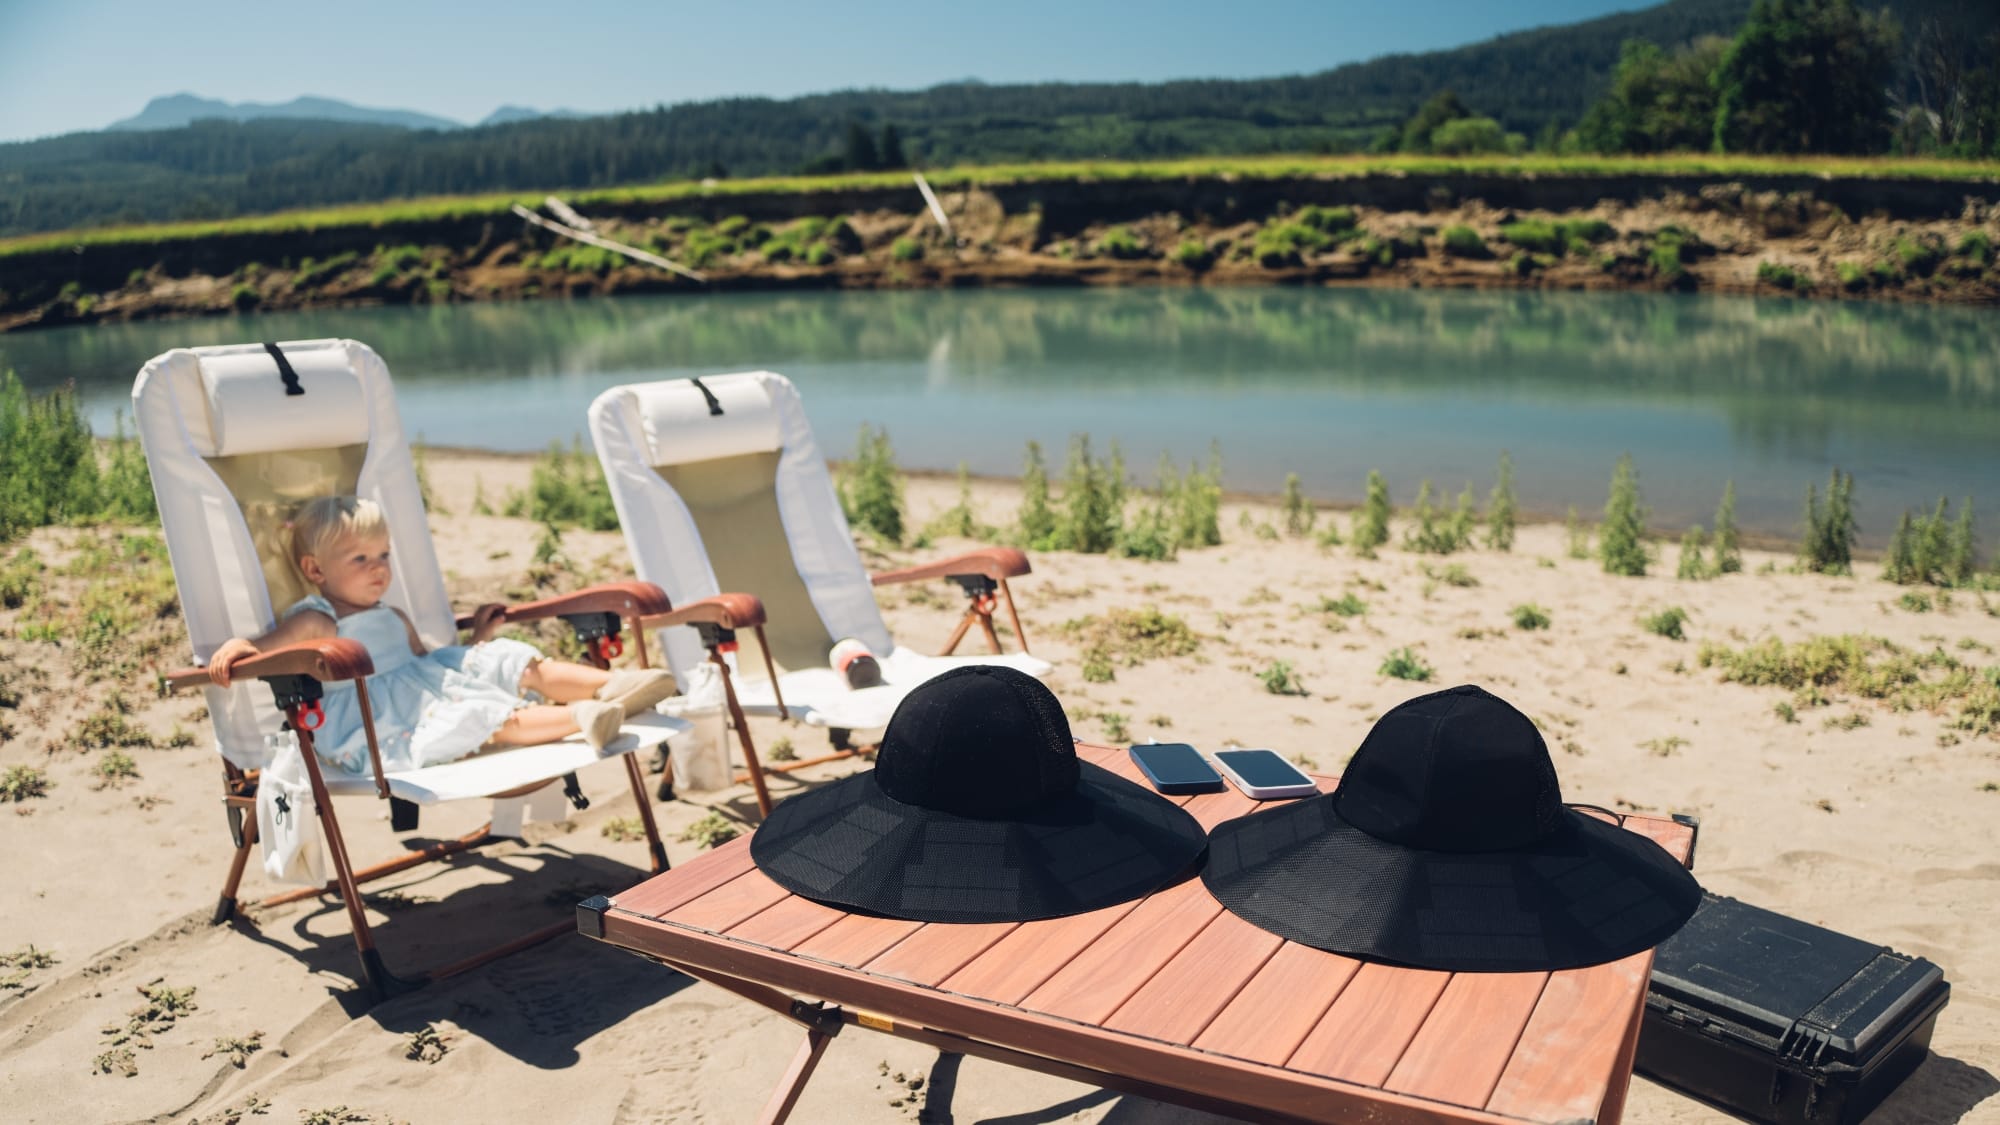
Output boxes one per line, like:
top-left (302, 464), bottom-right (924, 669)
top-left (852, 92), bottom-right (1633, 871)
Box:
top-left (2, 454), bottom-right (1997, 1124)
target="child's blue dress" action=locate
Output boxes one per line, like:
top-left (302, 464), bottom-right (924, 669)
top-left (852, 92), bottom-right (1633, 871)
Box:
top-left (283, 595), bottom-right (542, 774)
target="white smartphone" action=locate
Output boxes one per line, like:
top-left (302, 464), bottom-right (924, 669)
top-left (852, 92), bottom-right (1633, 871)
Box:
top-left (1212, 749), bottom-right (1320, 800)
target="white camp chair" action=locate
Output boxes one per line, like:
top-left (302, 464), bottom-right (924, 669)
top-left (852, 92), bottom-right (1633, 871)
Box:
top-left (137, 338), bottom-right (694, 999)
top-left (587, 372), bottom-right (1052, 808)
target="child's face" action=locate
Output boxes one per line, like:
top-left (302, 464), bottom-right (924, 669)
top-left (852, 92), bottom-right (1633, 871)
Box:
top-left (302, 532), bottom-right (392, 608)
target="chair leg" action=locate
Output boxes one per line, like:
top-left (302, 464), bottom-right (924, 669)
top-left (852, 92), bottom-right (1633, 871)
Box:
top-left (711, 651), bottom-right (773, 817)
top-left (213, 809), bottom-right (258, 925)
top-left (757, 1027), bottom-right (837, 1125)
top-left (624, 752), bottom-right (670, 873)
top-left (296, 729), bottom-right (422, 1002)
top-left (939, 607), bottom-right (977, 656)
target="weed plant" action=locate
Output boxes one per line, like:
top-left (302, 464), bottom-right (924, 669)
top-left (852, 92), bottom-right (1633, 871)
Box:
top-left (1062, 606), bottom-right (1199, 684)
top-left (506, 438), bottom-right (617, 531)
top-left (1, 765), bottom-right (49, 802)
top-left (1698, 633), bottom-right (2000, 738)
top-left (1380, 647), bottom-right (1435, 682)
top-left (1316, 592), bottom-right (1368, 617)
top-left (679, 811), bottom-right (741, 849)
top-left (1565, 505), bottom-right (1592, 559)
top-left (838, 423), bottom-right (905, 545)
top-left (600, 817), bottom-right (645, 842)
top-left (1424, 562), bottom-right (1479, 587)
top-left (1800, 468), bottom-right (1857, 574)
top-left (1883, 497), bottom-right (1977, 586)
top-left (924, 462), bottom-right (989, 541)
top-left (1512, 604), bottom-right (1552, 630)
top-left (1486, 452), bottom-right (1516, 551)
top-left (1351, 471), bottom-right (1391, 556)
top-left (1282, 473), bottom-right (1314, 536)
top-left (1642, 606), bottom-right (1689, 640)
top-left (1100, 712), bottom-right (1132, 742)
top-left (1599, 454), bottom-right (1649, 576)
top-left (1258, 661), bottom-right (1307, 696)
top-left (2, 373), bottom-right (158, 540)
top-left (1016, 441), bottom-right (1056, 548)
top-left (1677, 525), bottom-right (1709, 580)
top-left (1713, 481), bottom-right (1742, 574)
top-left (1051, 436), bottom-right (1122, 553)
top-left (1440, 226), bottom-right (1488, 258)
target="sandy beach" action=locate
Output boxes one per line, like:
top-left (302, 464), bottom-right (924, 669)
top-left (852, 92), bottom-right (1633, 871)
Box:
top-left (2, 452), bottom-right (1996, 1124)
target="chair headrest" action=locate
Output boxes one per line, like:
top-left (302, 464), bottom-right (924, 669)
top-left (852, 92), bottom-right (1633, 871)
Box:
top-left (631, 376), bottom-right (782, 467)
top-left (187, 343), bottom-right (372, 457)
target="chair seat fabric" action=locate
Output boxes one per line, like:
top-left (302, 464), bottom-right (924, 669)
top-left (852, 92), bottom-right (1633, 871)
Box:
top-left (666, 649), bottom-right (1053, 733)
top-left (314, 713), bottom-right (690, 804)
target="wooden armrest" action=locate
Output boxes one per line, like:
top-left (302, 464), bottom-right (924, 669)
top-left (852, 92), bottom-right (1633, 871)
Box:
top-left (871, 547), bottom-right (1032, 587)
top-left (453, 581), bottom-right (672, 630)
top-left (164, 638), bottom-right (375, 692)
top-left (639, 593), bottom-right (767, 632)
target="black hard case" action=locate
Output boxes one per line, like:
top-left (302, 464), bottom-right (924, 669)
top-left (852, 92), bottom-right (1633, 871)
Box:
top-left (1637, 893), bottom-right (1950, 1125)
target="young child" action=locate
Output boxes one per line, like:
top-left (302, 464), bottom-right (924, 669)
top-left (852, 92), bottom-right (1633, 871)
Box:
top-left (209, 496), bottom-right (675, 776)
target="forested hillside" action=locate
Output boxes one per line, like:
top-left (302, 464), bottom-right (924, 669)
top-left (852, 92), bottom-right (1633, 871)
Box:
top-left (0, 0), bottom-right (1988, 239)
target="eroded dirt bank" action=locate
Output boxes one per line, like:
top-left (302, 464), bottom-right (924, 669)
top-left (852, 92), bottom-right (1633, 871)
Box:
top-left (3, 175), bottom-right (1997, 332)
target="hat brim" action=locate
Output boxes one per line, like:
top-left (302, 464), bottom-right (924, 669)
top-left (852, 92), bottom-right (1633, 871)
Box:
top-left (752, 761), bottom-right (1208, 924)
top-left (1201, 795), bottom-right (1701, 972)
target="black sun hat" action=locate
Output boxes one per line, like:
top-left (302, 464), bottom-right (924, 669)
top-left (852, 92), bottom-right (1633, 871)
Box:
top-left (750, 665), bottom-right (1207, 923)
top-left (1202, 684), bottom-right (1701, 972)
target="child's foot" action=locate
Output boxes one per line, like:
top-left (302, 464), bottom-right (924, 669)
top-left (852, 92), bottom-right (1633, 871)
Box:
top-left (596, 668), bottom-right (676, 715)
top-left (570, 701), bottom-right (626, 750)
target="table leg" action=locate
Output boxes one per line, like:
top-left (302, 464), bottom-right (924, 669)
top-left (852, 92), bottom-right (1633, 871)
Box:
top-left (757, 1026), bottom-right (835, 1125)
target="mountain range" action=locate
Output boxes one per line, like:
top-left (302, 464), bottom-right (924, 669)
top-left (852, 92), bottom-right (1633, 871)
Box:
top-left (105, 94), bottom-right (587, 132)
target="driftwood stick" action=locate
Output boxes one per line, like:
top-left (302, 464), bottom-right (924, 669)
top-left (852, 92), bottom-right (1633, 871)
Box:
top-left (544, 195), bottom-right (596, 231)
top-left (913, 172), bottom-right (955, 243)
top-left (510, 203), bottom-right (706, 282)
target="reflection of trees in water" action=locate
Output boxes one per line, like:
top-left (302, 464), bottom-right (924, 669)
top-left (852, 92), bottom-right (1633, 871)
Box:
top-left (8, 287), bottom-right (1995, 433)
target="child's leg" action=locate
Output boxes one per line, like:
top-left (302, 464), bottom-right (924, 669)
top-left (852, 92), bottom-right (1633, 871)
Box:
top-left (484, 704), bottom-right (582, 747)
top-left (519, 658), bottom-right (610, 703)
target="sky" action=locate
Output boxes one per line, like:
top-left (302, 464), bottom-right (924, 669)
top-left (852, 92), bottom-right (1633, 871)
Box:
top-left (0, 0), bottom-right (1660, 143)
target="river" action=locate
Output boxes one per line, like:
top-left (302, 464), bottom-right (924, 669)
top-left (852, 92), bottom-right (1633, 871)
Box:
top-left (4, 286), bottom-right (1996, 542)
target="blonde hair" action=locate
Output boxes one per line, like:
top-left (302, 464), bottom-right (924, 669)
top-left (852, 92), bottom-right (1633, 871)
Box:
top-left (290, 496), bottom-right (389, 570)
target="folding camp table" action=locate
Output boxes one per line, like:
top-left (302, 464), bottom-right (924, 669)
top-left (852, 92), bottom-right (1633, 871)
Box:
top-left (579, 744), bottom-right (1697, 1125)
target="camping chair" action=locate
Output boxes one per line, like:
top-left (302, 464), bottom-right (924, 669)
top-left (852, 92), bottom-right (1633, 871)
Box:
top-left (587, 372), bottom-right (1052, 811)
top-left (136, 338), bottom-right (695, 1000)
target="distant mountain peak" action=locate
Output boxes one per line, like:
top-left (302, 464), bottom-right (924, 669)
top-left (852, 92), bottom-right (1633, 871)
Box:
top-left (107, 93), bottom-right (463, 132)
top-left (477, 105), bottom-right (592, 128)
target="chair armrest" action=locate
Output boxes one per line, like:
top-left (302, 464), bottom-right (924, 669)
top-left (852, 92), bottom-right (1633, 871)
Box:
top-left (871, 547), bottom-right (1032, 587)
top-left (638, 593), bottom-right (767, 632)
top-left (453, 581), bottom-right (672, 630)
top-left (163, 638), bottom-right (375, 692)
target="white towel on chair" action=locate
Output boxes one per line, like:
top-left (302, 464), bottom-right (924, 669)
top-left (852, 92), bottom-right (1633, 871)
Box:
top-left (257, 735), bottom-right (325, 887)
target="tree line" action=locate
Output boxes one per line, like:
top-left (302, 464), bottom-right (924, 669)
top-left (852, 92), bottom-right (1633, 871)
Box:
top-left (0, 0), bottom-right (1991, 238)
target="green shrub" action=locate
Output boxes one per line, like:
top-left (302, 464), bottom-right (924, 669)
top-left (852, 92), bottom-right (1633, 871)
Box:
top-left (1756, 261), bottom-right (1804, 289)
top-left (803, 242), bottom-right (836, 266)
top-left (1380, 647), bottom-right (1435, 682)
top-left (1565, 505), bottom-right (1591, 559)
top-left (1062, 607), bottom-right (1200, 679)
top-left (1956, 230), bottom-right (1992, 266)
top-left (1498, 220), bottom-right (1564, 254)
top-left (1642, 606), bottom-right (1689, 640)
top-left (1599, 454), bottom-right (1649, 577)
top-left (1353, 470), bottom-right (1391, 555)
top-left (925, 462), bottom-right (984, 540)
top-left (512, 438), bottom-right (618, 530)
top-left (1161, 445), bottom-right (1223, 550)
top-left (1428, 116), bottom-right (1513, 155)
top-left (1511, 603), bottom-right (1552, 630)
top-left (890, 238), bottom-right (923, 262)
top-left (1317, 592), bottom-right (1367, 617)
top-left (1051, 436), bottom-right (1123, 554)
top-left (1870, 260), bottom-right (1901, 286)
top-left (2, 371), bottom-right (116, 541)
top-left (1649, 237), bottom-right (1684, 279)
top-left (1712, 481), bottom-right (1742, 574)
top-left (1884, 496), bottom-right (1977, 586)
top-left (1016, 441), bottom-right (1056, 548)
top-left (1676, 525), bottom-right (1709, 579)
top-left (1425, 562), bottom-right (1479, 587)
top-left (678, 811), bottom-right (740, 849)
top-left (1800, 468), bottom-right (1856, 575)
top-left (1253, 222), bottom-right (1332, 266)
top-left (1895, 235), bottom-right (1945, 276)
top-left (716, 215), bottom-right (751, 237)
top-left (1257, 660), bottom-right (1307, 695)
top-left (1897, 590), bottom-right (1933, 613)
top-left (1172, 239), bottom-right (1214, 269)
top-left (1, 765), bottom-right (49, 802)
top-left (1485, 452), bottom-right (1516, 551)
top-left (837, 424), bottom-right (905, 545)
top-left (1281, 473), bottom-right (1314, 536)
top-left (1095, 226), bottom-right (1145, 259)
top-left (1838, 261), bottom-right (1868, 290)
top-left (1440, 226), bottom-right (1488, 258)
top-left (1296, 205), bottom-right (1358, 235)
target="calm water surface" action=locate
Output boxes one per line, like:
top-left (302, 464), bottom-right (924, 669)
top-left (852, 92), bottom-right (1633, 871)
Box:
top-left (4, 286), bottom-right (1996, 540)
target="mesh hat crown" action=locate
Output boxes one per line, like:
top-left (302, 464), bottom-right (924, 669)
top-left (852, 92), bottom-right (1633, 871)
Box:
top-left (873, 665), bottom-right (1081, 818)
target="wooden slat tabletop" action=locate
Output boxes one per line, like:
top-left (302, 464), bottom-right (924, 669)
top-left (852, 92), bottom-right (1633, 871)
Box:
top-left (595, 743), bottom-right (1696, 1125)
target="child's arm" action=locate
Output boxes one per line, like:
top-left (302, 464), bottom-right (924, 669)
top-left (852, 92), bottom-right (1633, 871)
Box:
top-left (207, 608), bottom-right (337, 687)
top-left (388, 607), bottom-right (429, 657)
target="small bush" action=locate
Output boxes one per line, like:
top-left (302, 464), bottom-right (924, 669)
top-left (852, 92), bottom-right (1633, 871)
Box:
top-left (1957, 230), bottom-right (1993, 266)
top-left (1257, 660), bottom-right (1307, 696)
top-left (1677, 525), bottom-right (1710, 580)
top-left (924, 462), bottom-right (987, 541)
top-left (1565, 505), bottom-right (1591, 559)
top-left (1016, 441), bottom-right (1057, 548)
top-left (679, 811), bottom-right (741, 849)
top-left (1485, 452), bottom-right (1516, 551)
top-left (1062, 607), bottom-right (1200, 672)
top-left (1281, 473), bottom-right (1315, 536)
top-left (515, 437), bottom-right (618, 531)
top-left (1838, 261), bottom-right (1868, 289)
top-left (93, 750), bottom-right (140, 789)
top-left (1099, 712), bottom-right (1131, 743)
top-left (1800, 468), bottom-right (1856, 575)
top-left (1316, 592), bottom-right (1367, 617)
top-left (1712, 481), bottom-right (1742, 574)
top-left (1380, 647), bottom-right (1435, 682)
top-left (1095, 226), bottom-right (1145, 259)
top-left (1599, 454), bottom-right (1649, 577)
top-left (1440, 226), bottom-right (1488, 258)
top-left (1353, 470), bottom-right (1391, 555)
top-left (1425, 562), bottom-right (1479, 587)
top-left (1897, 590), bottom-right (1934, 613)
top-left (1171, 239), bottom-right (1214, 269)
top-left (837, 423), bottom-right (905, 545)
top-left (1895, 235), bottom-right (1946, 276)
top-left (1756, 261), bottom-right (1805, 290)
top-left (1641, 606), bottom-right (1689, 640)
top-left (1052, 435), bottom-right (1123, 554)
top-left (1, 765), bottom-right (49, 802)
top-left (1883, 496), bottom-right (1976, 586)
top-left (1296, 205), bottom-right (1358, 235)
top-left (890, 238), bottom-right (923, 262)
top-left (1511, 603), bottom-right (1552, 630)
top-left (1253, 221), bottom-right (1333, 267)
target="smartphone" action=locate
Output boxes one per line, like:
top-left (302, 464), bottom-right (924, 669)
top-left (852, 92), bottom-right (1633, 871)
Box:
top-left (1127, 743), bottom-right (1226, 795)
top-left (1213, 749), bottom-right (1320, 800)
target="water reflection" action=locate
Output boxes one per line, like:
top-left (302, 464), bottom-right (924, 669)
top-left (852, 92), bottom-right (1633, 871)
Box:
top-left (3, 286), bottom-right (1994, 539)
